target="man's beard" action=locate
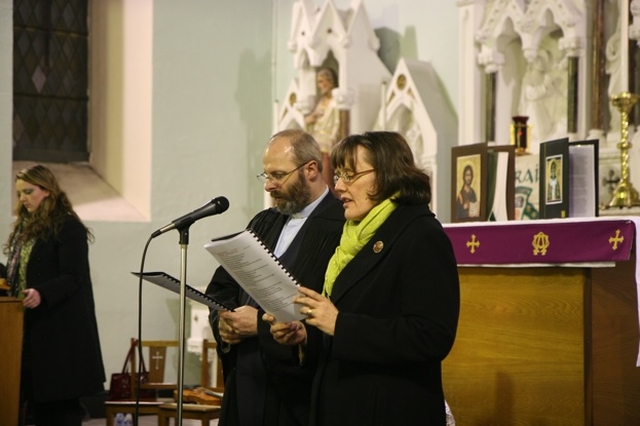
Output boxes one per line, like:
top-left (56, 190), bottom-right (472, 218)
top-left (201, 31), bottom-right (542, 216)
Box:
top-left (272, 171), bottom-right (311, 215)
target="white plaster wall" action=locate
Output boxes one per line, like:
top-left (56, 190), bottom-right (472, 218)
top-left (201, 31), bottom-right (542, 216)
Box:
top-left (90, 0), bottom-right (152, 218)
top-left (1, 0), bottom-right (274, 384)
top-left (0, 0), bottom-right (12, 237)
top-left (0, 0), bottom-right (459, 385)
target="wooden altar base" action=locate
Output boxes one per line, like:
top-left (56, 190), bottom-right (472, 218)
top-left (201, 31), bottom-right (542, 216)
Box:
top-left (0, 298), bottom-right (24, 425)
top-left (442, 259), bottom-right (640, 425)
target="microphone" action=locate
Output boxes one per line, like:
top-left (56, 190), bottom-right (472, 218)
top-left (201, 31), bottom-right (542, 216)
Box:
top-left (151, 196), bottom-right (229, 238)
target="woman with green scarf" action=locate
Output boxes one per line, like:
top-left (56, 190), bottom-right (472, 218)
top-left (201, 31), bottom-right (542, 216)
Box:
top-left (265, 131), bottom-right (460, 425)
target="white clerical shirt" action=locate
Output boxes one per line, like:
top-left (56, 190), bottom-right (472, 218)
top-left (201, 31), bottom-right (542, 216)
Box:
top-left (273, 187), bottom-right (329, 257)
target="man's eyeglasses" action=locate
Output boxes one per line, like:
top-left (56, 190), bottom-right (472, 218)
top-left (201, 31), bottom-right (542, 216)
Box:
top-left (333, 169), bottom-right (375, 185)
top-left (256, 162), bottom-right (309, 184)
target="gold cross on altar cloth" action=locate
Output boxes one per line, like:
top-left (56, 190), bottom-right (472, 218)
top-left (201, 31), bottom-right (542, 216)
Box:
top-left (466, 234), bottom-right (480, 254)
top-left (608, 229), bottom-right (624, 250)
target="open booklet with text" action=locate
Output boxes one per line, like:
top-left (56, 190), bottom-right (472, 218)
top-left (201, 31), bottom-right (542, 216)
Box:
top-left (204, 229), bottom-right (305, 322)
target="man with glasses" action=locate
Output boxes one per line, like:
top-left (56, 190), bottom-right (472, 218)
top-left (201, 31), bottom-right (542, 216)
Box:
top-left (206, 129), bottom-right (345, 426)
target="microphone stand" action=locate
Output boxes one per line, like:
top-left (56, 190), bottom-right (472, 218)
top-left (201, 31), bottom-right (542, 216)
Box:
top-left (176, 226), bottom-right (190, 425)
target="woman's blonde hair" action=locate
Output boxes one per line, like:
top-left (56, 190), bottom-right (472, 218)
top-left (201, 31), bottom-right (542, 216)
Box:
top-left (4, 165), bottom-right (92, 254)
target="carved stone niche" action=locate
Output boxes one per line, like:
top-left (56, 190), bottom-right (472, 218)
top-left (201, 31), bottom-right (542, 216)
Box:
top-left (475, 0), bottom-right (585, 155)
top-left (275, 0), bottom-right (391, 137)
top-left (373, 58), bottom-right (458, 220)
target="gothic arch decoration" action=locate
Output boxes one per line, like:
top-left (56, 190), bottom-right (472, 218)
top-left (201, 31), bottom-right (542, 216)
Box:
top-left (477, 0), bottom-right (583, 58)
top-left (475, 0), bottom-right (586, 152)
top-left (276, 0), bottom-right (391, 136)
top-left (374, 58), bottom-right (458, 220)
top-left (276, 80), bottom-right (306, 132)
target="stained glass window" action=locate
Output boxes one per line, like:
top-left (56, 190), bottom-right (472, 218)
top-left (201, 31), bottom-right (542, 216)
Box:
top-left (13, 0), bottom-right (89, 162)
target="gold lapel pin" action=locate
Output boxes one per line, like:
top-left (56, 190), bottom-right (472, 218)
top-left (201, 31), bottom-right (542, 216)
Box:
top-left (373, 241), bottom-right (384, 253)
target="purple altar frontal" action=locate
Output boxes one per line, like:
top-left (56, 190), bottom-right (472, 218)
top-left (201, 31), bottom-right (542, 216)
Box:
top-left (444, 216), bottom-right (640, 366)
top-left (443, 217), bottom-right (637, 266)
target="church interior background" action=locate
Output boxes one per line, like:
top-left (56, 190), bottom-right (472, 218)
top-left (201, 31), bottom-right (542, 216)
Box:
top-left (2, 0), bottom-right (640, 423)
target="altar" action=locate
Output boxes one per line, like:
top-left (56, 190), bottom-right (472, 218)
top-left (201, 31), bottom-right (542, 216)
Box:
top-left (441, 217), bottom-right (640, 425)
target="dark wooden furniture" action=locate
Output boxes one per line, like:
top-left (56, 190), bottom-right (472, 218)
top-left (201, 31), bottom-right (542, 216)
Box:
top-left (0, 297), bottom-right (24, 425)
top-left (158, 339), bottom-right (223, 425)
top-left (104, 339), bottom-right (178, 426)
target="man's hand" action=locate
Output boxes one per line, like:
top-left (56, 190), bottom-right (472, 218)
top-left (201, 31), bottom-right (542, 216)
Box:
top-left (218, 306), bottom-right (258, 345)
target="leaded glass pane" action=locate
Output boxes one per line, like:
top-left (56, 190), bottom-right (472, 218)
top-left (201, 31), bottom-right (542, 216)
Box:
top-left (13, 0), bottom-right (89, 162)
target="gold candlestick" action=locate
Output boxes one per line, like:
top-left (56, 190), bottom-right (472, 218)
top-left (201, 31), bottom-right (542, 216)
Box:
top-left (605, 92), bottom-right (640, 209)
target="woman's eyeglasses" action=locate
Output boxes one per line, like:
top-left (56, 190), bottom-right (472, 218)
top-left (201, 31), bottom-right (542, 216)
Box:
top-left (333, 169), bottom-right (375, 185)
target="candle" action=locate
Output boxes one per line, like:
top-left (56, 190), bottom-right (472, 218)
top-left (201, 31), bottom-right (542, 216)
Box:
top-left (621, 0), bottom-right (629, 92)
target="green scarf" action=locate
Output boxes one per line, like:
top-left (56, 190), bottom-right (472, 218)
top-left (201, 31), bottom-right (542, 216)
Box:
top-left (322, 197), bottom-right (397, 297)
top-left (7, 226), bottom-right (35, 300)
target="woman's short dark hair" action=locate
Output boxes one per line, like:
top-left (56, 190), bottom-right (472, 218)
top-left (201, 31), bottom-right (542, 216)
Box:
top-left (331, 131), bottom-right (431, 205)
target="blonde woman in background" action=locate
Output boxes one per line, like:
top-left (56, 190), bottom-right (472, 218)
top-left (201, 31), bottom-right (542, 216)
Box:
top-left (4, 164), bottom-right (105, 425)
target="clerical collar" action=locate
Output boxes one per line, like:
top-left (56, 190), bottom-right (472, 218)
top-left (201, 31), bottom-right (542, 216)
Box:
top-left (274, 187), bottom-right (330, 257)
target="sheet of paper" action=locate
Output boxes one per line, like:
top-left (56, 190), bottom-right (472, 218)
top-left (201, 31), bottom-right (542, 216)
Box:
top-left (204, 230), bottom-right (305, 322)
top-left (490, 151), bottom-right (510, 221)
top-left (568, 145), bottom-right (596, 217)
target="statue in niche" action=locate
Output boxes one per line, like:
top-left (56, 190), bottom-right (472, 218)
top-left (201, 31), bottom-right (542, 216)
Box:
top-left (305, 67), bottom-right (340, 188)
top-left (519, 37), bottom-right (568, 144)
top-left (605, 13), bottom-right (622, 132)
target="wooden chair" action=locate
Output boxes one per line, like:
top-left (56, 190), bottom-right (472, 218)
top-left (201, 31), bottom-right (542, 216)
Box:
top-left (104, 339), bottom-right (178, 426)
top-left (158, 339), bottom-right (224, 426)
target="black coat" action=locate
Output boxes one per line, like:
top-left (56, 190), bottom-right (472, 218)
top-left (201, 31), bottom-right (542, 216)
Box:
top-left (22, 216), bottom-right (105, 402)
top-left (308, 203), bottom-right (460, 426)
top-left (207, 192), bottom-right (345, 426)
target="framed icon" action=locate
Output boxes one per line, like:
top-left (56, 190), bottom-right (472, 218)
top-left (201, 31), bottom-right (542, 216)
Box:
top-left (451, 143), bottom-right (488, 222)
top-left (539, 138), bottom-right (569, 218)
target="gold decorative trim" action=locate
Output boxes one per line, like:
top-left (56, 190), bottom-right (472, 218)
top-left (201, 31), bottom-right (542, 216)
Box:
top-left (532, 232), bottom-right (549, 256)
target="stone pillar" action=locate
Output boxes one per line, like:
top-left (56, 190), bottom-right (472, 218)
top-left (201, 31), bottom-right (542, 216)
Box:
top-left (631, 0), bottom-right (640, 125)
top-left (457, 0), bottom-right (486, 145)
top-left (591, 0), bottom-right (606, 131)
top-left (478, 51), bottom-right (503, 144)
top-left (334, 88), bottom-right (354, 140)
top-left (485, 71), bottom-right (497, 143)
top-left (567, 56), bottom-right (580, 134)
top-left (560, 36), bottom-right (584, 138)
